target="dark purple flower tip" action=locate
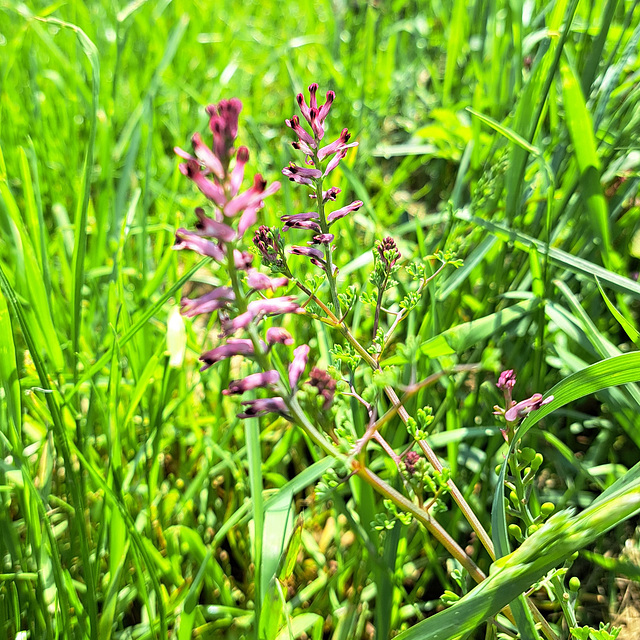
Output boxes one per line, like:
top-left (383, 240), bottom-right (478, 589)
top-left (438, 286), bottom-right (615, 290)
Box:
top-left (180, 286), bottom-right (235, 318)
top-left (308, 367), bottom-right (337, 410)
top-left (504, 394), bottom-right (554, 422)
top-left (377, 236), bottom-right (401, 268)
top-left (404, 451), bottom-right (421, 475)
top-left (283, 219), bottom-right (322, 233)
top-left (174, 229), bottom-right (225, 261)
top-left (266, 327), bottom-right (294, 346)
top-left (223, 369), bottom-right (280, 395)
top-left (310, 233), bottom-right (334, 244)
top-left (200, 338), bottom-right (265, 370)
top-left (237, 397), bottom-right (288, 419)
top-left (327, 200), bottom-right (364, 225)
top-left (289, 344), bottom-right (310, 388)
top-left (497, 369), bottom-right (517, 391)
top-left (285, 114), bottom-right (317, 149)
top-left (253, 225), bottom-right (283, 265)
top-left (246, 269), bottom-right (289, 291)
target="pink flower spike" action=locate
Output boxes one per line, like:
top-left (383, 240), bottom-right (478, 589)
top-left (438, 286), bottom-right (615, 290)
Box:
top-left (174, 229), bottom-right (225, 261)
top-left (497, 370), bottom-right (517, 391)
top-left (191, 132), bottom-right (224, 179)
top-left (200, 338), bottom-right (262, 370)
top-left (247, 296), bottom-right (301, 317)
top-left (194, 209), bottom-right (236, 242)
top-left (237, 397), bottom-right (288, 419)
top-left (289, 344), bottom-right (310, 388)
top-left (207, 98), bottom-right (242, 162)
top-left (266, 327), bottom-right (294, 346)
top-left (327, 200), bottom-right (364, 224)
top-left (323, 148), bottom-right (349, 178)
top-left (229, 147), bottom-right (250, 197)
top-left (247, 270), bottom-right (289, 291)
top-left (223, 370), bottom-right (280, 395)
top-left (504, 394), bottom-right (554, 422)
top-left (308, 83), bottom-right (319, 110)
top-left (180, 160), bottom-right (227, 207)
top-left (180, 286), bottom-right (235, 317)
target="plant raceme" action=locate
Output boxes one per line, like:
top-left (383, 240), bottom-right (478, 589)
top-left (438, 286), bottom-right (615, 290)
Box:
top-left (172, 84), bottom-right (566, 637)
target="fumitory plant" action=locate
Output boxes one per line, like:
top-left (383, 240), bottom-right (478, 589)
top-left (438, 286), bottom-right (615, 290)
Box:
top-left (170, 85), bottom-right (635, 640)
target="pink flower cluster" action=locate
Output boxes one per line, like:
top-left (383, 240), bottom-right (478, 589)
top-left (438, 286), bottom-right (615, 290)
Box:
top-left (174, 99), bottom-right (311, 417)
top-left (277, 83), bottom-right (363, 270)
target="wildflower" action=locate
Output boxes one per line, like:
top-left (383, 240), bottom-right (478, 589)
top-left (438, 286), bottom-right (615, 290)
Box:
top-left (181, 286), bottom-right (235, 318)
top-left (289, 344), bottom-right (310, 388)
top-left (199, 338), bottom-right (266, 370)
top-left (266, 327), bottom-right (294, 345)
top-left (327, 200), bottom-right (364, 225)
top-left (296, 83), bottom-right (335, 139)
top-left (223, 370), bottom-right (280, 395)
top-left (504, 394), bottom-right (554, 423)
top-left (282, 163), bottom-right (322, 186)
top-left (193, 208), bottom-right (236, 242)
top-left (310, 234), bottom-right (334, 244)
top-left (308, 367), bottom-right (337, 410)
top-left (377, 237), bottom-right (401, 269)
top-left (404, 451), bottom-right (421, 475)
top-left (246, 270), bottom-right (289, 291)
top-left (253, 226), bottom-right (286, 270)
top-left (318, 128), bottom-right (358, 161)
top-left (174, 229), bottom-right (225, 261)
top-left (237, 397), bottom-right (288, 419)
top-left (309, 187), bottom-right (341, 202)
top-left (497, 369), bottom-right (516, 392)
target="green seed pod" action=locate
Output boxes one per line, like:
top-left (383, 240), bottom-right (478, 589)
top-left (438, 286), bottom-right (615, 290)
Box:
top-left (519, 447), bottom-right (536, 464)
top-left (508, 524), bottom-right (523, 541)
top-left (540, 502), bottom-right (555, 516)
top-left (509, 490), bottom-right (519, 506)
top-left (530, 453), bottom-right (544, 472)
top-left (527, 524), bottom-right (539, 535)
top-left (569, 577), bottom-right (581, 592)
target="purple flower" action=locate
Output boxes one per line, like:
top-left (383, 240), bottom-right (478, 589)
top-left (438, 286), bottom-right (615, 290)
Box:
top-left (181, 286), bottom-right (235, 317)
top-left (246, 269), bottom-right (289, 291)
top-left (266, 327), bottom-right (294, 346)
top-left (285, 115), bottom-right (317, 149)
top-left (310, 233), bottom-right (334, 244)
top-left (377, 237), bottom-right (401, 268)
top-left (223, 370), bottom-right (280, 395)
top-left (323, 148), bottom-right (349, 177)
top-left (309, 187), bottom-right (341, 202)
top-left (193, 208), bottom-right (236, 242)
top-left (253, 226), bottom-right (284, 268)
top-left (327, 200), bottom-right (364, 225)
top-left (179, 160), bottom-right (226, 207)
top-left (229, 146), bottom-right (250, 197)
top-left (283, 219), bottom-right (322, 233)
top-left (233, 249), bottom-right (254, 270)
top-left (174, 229), bottom-right (225, 261)
top-left (190, 132), bottom-right (225, 179)
top-left (289, 245), bottom-right (325, 260)
top-left (200, 338), bottom-right (265, 370)
top-left (247, 296), bottom-right (301, 317)
top-left (206, 98), bottom-right (242, 167)
top-left (224, 174), bottom-right (281, 218)
top-left (404, 451), bottom-right (421, 475)
top-left (308, 367), bottom-right (337, 410)
top-left (318, 128), bottom-right (358, 161)
top-left (282, 163), bottom-right (322, 186)
top-left (497, 369), bottom-right (517, 391)
top-left (296, 84), bottom-right (335, 140)
top-left (237, 397), bottom-right (288, 419)
top-left (504, 394), bottom-right (554, 422)
top-left (289, 344), bottom-right (310, 388)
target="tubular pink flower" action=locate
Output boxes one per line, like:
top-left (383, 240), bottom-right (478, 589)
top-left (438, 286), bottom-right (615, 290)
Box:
top-left (281, 212), bottom-right (319, 224)
top-left (246, 270), bottom-right (289, 291)
top-left (224, 175), bottom-right (280, 217)
top-left (200, 338), bottom-right (265, 370)
top-left (316, 90), bottom-right (335, 125)
top-left (504, 394), bottom-right (554, 422)
top-left (174, 229), bottom-right (225, 261)
top-left (289, 245), bottom-right (325, 261)
top-left (323, 148), bottom-right (349, 178)
top-left (229, 146), bottom-right (250, 197)
top-left (289, 344), bottom-right (310, 388)
top-left (285, 115), bottom-right (317, 149)
top-left (223, 370), bottom-right (280, 395)
top-left (237, 397), bottom-right (288, 419)
top-left (266, 327), bottom-right (294, 345)
top-left (318, 128), bottom-right (358, 161)
top-left (327, 200), bottom-right (363, 224)
top-left (237, 204), bottom-right (260, 237)
top-left (309, 187), bottom-right (341, 202)
top-left (181, 286), bottom-right (235, 317)
top-left (194, 208), bottom-right (236, 242)
top-left (310, 233), bottom-right (334, 244)
top-left (282, 163), bottom-right (322, 184)
top-left (233, 250), bottom-right (254, 270)
top-left (283, 219), bottom-right (322, 232)
top-left (497, 369), bottom-right (517, 391)
top-left (191, 132), bottom-right (225, 179)
top-left (247, 296), bottom-right (301, 317)
top-left (180, 160), bottom-right (226, 207)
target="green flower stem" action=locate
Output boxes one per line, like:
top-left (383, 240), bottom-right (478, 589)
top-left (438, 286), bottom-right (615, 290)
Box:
top-left (508, 454), bottom-right (534, 529)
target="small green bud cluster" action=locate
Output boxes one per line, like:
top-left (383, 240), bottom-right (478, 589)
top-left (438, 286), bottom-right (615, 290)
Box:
top-left (372, 498), bottom-right (413, 531)
top-left (407, 406), bottom-right (435, 441)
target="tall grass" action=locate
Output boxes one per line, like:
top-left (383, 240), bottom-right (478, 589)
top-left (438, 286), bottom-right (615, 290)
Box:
top-left (1, 0), bottom-right (640, 638)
